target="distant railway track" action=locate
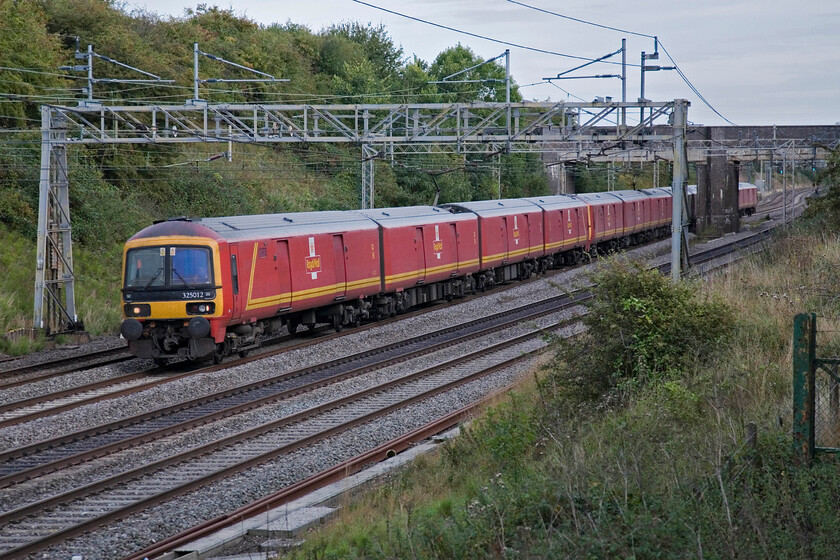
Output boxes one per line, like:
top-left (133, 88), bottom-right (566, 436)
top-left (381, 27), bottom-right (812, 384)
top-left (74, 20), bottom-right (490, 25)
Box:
top-left (0, 346), bottom-right (131, 388)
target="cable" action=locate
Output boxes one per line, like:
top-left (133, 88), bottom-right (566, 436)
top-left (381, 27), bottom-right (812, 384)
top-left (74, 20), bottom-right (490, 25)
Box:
top-left (658, 42), bottom-right (737, 127)
top-left (0, 65), bottom-right (83, 79)
top-left (504, 0), bottom-right (655, 39)
top-left (349, 0), bottom-right (622, 65)
top-left (502, 1), bottom-right (735, 125)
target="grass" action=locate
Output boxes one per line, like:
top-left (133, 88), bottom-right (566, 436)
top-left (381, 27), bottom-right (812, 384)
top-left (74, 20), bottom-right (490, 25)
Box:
top-left (280, 221), bottom-right (840, 560)
top-left (0, 227), bottom-right (123, 354)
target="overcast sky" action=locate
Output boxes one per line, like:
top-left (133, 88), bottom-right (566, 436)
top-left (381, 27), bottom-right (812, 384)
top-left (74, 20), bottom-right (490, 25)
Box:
top-left (133, 0), bottom-right (839, 127)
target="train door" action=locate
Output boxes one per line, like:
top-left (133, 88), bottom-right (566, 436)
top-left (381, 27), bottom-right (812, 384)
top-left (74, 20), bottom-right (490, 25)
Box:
top-left (229, 244), bottom-right (242, 323)
top-left (275, 240), bottom-right (292, 309)
top-left (332, 235), bottom-right (346, 300)
top-left (449, 223), bottom-right (459, 273)
top-left (502, 217), bottom-right (510, 260)
top-left (564, 209), bottom-right (574, 246)
top-left (415, 227), bottom-right (426, 283)
top-left (516, 215), bottom-right (528, 253)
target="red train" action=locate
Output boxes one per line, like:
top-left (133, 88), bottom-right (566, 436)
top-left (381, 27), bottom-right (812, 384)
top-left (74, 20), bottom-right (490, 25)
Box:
top-left (683, 183), bottom-right (759, 225)
top-left (119, 186), bottom-right (732, 364)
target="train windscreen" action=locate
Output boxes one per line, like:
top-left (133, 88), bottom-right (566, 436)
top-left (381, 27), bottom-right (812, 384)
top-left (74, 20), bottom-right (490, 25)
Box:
top-left (125, 246), bottom-right (212, 288)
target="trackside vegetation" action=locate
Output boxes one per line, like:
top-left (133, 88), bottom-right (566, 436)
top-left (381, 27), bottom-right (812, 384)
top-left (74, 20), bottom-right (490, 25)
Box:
top-left (281, 214), bottom-right (840, 559)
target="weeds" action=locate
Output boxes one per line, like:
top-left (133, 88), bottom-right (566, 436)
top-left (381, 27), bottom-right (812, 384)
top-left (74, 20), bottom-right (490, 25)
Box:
top-left (281, 222), bottom-right (840, 560)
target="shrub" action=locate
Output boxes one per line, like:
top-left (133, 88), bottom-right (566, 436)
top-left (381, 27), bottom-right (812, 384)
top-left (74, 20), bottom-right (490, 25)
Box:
top-left (549, 259), bottom-right (735, 404)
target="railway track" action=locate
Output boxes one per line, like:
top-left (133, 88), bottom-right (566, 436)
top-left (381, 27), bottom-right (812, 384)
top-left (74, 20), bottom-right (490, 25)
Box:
top-left (0, 290), bottom-right (587, 486)
top-left (0, 298), bottom-right (580, 558)
top-left (0, 345), bottom-right (132, 389)
top-left (0, 213), bottom-right (794, 559)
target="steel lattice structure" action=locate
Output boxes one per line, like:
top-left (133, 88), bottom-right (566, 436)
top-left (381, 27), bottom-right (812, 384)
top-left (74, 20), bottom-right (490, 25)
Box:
top-left (37, 98), bottom-right (840, 333)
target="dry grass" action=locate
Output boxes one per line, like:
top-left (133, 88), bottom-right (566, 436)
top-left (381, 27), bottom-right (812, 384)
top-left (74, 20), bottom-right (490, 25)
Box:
top-left (281, 224), bottom-right (840, 560)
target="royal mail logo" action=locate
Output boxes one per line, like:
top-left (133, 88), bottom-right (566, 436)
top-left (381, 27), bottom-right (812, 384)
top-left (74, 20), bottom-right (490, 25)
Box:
top-left (305, 255), bottom-right (322, 273)
top-left (433, 240), bottom-right (443, 253)
top-left (306, 236), bottom-right (321, 279)
top-left (512, 229), bottom-right (520, 239)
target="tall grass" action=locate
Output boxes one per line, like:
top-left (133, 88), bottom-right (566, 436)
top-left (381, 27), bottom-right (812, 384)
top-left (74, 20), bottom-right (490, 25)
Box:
top-left (282, 224), bottom-right (840, 560)
top-left (0, 228), bottom-right (124, 353)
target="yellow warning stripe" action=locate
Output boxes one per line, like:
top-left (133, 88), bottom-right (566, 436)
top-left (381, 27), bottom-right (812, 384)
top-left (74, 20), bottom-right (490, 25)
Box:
top-left (384, 258), bottom-right (480, 283)
top-left (545, 233), bottom-right (589, 251)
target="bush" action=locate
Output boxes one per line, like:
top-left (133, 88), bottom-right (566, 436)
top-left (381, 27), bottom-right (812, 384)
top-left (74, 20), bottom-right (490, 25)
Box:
top-left (550, 259), bottom-right (735, 404)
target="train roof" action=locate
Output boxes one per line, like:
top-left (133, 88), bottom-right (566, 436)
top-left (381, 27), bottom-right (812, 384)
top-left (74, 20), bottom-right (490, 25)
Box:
top-left (358, 205), bottom-right (475, 227)
top-left (642, 187), bottom-right (674, 197)
top-left (521, 194), bottom-right (588, 211)
top-left (571, 191), bottom-right (622, 205)
top-left (196, 210), bottom-right (379, 241)
top-left (602, 189), bottom-right (649, 201)
top-left (440, 198), bottom-right (542, 217)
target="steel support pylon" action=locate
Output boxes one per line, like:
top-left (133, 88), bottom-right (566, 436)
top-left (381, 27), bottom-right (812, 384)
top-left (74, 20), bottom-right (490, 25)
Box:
top-left (33, 107), bottom-right (80, 334)
top-left (361, 145), bottom-right (377, 209)
top-left (671, 99), bottom-right (688, 281)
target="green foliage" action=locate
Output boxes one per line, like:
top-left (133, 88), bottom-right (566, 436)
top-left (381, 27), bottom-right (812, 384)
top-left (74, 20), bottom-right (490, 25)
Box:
top-left (573, 159), bottom-right (679, 193)
top-left (0, 2), bottom-right (66, 128)
top-left (429, 44), bottom-right (520, 103)
top-left (802, 145), bottom-right (840, 228)
top-left (551, 259), bottom-right (735, 403)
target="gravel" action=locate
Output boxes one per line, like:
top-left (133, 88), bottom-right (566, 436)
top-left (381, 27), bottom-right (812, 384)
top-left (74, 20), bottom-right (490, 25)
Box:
top-left (7, 217), bottom-right (788, 560)
top-left (0, 335), bottom-right (126, 374)
top-left (24, 325), bottom-right (576, 560)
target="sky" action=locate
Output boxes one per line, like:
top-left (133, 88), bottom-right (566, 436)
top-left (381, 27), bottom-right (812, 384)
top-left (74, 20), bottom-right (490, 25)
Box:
top-left (131, 0), bottom-right (840, 127)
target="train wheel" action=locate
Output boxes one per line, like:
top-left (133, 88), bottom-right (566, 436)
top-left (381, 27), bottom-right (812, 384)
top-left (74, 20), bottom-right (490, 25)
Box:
top-left (287, 318), bottom-right (299, 336)
top-left (153, 358), bottom-right (167, 368)
top-left (239, 349), bottom-right (251, 358)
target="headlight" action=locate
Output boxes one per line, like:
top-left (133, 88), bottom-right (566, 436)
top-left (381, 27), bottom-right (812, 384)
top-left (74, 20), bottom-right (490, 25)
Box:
top-left (124, 304), bottom-right (151, 317)
top-left (187, 302), bottom-right (215, 315)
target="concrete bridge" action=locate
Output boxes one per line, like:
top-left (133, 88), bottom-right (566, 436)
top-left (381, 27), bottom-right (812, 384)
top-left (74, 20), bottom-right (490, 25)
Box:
top-left (543, 124), bottom-right (839, 234)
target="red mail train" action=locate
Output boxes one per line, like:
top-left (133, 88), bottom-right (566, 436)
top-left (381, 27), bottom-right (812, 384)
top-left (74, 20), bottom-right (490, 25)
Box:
top-left (119, 185), bottom-right (751, 364)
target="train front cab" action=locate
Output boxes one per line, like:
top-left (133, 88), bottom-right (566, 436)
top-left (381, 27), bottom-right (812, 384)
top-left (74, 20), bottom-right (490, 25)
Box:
top-left (120, 223), bottom-right (226, 363)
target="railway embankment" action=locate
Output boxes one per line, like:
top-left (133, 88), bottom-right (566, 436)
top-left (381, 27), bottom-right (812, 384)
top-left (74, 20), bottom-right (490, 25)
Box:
top-left (281, 213), bottom-right (840, 559)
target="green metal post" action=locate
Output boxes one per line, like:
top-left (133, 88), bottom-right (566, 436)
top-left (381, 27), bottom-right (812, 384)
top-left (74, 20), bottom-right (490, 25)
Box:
top-left (793, 313), bottom-right (816, 465)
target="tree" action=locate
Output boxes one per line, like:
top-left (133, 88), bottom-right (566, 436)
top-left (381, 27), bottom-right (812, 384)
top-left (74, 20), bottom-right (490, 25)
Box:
top-left (0, 2), bottom-right (66, 128)
top-left (429, 44), bottom-right (521, 103)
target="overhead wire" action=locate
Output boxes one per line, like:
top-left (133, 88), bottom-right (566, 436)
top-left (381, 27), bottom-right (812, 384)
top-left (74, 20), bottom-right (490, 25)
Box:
top-left (657, 42), bottom-right (737, 126)
top-left (504, 0), bottom-right (655, 39)
top-left (504, 0), bottom-right (736, 125)
top-left (348, 0), bottom-right (628, 66)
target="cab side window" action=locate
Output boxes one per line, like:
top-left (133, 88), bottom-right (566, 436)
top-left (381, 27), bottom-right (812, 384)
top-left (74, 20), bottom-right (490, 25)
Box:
top-left (231, 255), bottom-right (239, 295)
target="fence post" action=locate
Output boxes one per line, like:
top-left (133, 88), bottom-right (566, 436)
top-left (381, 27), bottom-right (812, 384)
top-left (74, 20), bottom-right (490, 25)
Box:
top-left (793, 313), bottom-right (816, 466)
